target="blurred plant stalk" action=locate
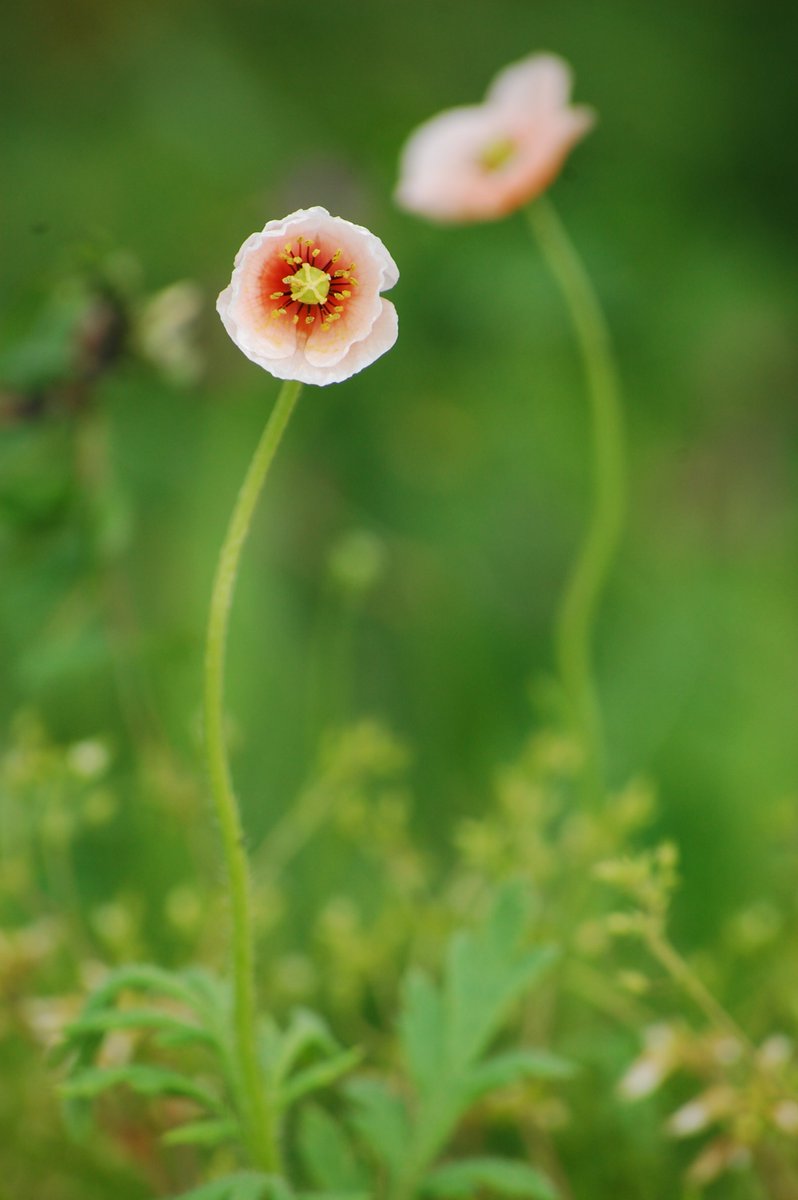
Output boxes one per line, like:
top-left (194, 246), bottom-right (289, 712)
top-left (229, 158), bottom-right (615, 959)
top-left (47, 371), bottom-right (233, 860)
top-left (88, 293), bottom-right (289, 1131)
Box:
top-left (527, 197), bottom-right (626, 804)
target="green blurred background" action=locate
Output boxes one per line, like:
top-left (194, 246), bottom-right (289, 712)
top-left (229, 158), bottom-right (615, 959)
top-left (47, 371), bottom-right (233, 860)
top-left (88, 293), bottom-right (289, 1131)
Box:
top-left (3, 0), bottom-right (798, 928)
top-left (1, 0), bottom-right (797, 1190)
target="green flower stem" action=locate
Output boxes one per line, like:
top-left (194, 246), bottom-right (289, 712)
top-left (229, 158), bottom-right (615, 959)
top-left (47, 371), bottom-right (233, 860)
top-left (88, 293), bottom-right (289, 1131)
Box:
top-left (204, 377), bottom-right (303, 1170)
top-left (527, 197), bottom-right (626, 802)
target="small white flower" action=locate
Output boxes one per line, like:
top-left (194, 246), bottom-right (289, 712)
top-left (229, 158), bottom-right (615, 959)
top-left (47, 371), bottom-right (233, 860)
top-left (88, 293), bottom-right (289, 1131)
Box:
top-left (667, 1086), bottom-right (736, 1138)
top-left (217, 207), bottom-right (398, 386)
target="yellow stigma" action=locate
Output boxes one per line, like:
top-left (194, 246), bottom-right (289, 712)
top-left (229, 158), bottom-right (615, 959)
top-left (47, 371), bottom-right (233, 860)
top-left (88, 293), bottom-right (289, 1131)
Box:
top-left (285, 262), bottom-right (330, 306)
top-left (480, 137), bottom-right (516, 171)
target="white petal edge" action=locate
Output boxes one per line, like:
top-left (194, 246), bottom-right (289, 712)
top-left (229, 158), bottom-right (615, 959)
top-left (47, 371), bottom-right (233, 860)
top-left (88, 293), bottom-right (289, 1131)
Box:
top-left (263, 299), bottom-right (398, 387)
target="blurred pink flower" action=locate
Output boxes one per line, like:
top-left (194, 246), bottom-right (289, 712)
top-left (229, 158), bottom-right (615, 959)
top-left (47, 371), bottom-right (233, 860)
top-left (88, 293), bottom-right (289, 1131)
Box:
top-left (395, 54), bottom-right (594, 224)
top-left (217, 207), bottom-right (398, 387)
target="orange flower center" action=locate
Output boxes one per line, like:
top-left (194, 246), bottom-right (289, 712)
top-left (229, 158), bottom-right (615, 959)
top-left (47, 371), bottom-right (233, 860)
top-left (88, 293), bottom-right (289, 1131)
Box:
top-left (261, 237), bottom-right (359, 331)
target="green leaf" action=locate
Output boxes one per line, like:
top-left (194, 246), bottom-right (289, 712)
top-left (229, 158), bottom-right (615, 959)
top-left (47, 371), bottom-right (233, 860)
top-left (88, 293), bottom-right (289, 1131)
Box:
top-left (398, 968), bottom-right (446, 1096)
top-left (446, 883), bottom-right (557, 1069)
top-left (344, 1077), bottom-right (410, 1186)
top-left (280, 1047), bottom-right (362, 1109)
top-left (296, 1105), bottom-right (369, 1192)
top-left (461, 1048), bottom-right (575, 1104)
top-left (161, 1117), bottom-right (240, 1148)
top-left (56, 964), bottom-right (225, 1072)
top-left (169, 1172), bottom-right (289, 1200)
top-left (81, 963), bottom-right (213, 1015)
top-left (60, 1064), bottom-right (225, 1114)
top-left (295, 1194), bottom-right (370, 1200)
top-left (181, 967), bottom-right (232, 1015)
top-left (422, 1158), bottom-right (557, 1200)
top-left (63, 1007), bottom-right (218, 1049)
top-left (268, 1009), bottom-right (339, 1087)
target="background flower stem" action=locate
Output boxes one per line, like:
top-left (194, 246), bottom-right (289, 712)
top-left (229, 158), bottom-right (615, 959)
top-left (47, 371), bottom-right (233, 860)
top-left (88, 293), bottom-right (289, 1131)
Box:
top-left (203, 377), bottom-right (303, 1170)
top-left (527, 197), bottom-right (626, 803)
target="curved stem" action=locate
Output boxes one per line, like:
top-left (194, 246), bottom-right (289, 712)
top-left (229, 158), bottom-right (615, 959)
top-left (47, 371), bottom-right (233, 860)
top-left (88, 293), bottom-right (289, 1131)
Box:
top-left (526, 197), bottom-right (626, 802)
top-left (204, 378), bottom-right (302, 1170)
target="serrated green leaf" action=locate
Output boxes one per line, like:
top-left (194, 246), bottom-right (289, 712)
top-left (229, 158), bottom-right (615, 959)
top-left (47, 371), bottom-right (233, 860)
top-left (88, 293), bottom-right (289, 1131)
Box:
top-left (296, 1105), bottom-right (369, 1192)
top-left (446, 884), bottom-right (557, 1069)
top-left (60, 1064), bottom-right (225, 1114)
top-left (169, 1172), bottom-right (289, 1200)
top-left (56, 964), bottom-right (223, 1073)
top-left (280, 1047), bottom-right (362, 1109)
top-left (344, 1077), bottom-right (410, 1186)
top-left (398, 968), bottom-right (446, 1096)
top-left (181, 967), bottom-right (232, 1015)
top-left (63, 1007), bottom-right (218, 1049)
top-left (268, 1009), bottom-right (339, 1087)
top-left (295, 1194), bottom-right (370, 1200)
top-left (461, 1048), bottom-right (575, 1104)
top-left (161, 1117), bottom-right (239, 1148)
top-left (422, 1158), bottom-right (557, 1200)
top-left (82, 964), bottom-right (213, 1015)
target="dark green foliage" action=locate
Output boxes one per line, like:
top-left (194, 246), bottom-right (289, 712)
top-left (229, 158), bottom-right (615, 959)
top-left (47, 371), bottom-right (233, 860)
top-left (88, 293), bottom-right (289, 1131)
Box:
top-left (56, 966), bottom-right (365, 1174)
top-left (343, 884), bottom-right (563, 1200)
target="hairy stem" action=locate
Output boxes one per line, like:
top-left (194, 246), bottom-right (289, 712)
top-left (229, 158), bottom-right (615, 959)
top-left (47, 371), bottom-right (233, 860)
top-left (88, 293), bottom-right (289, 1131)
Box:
top-left (204, 378), bottom-right (302, 1169)
top-left (527, 197), bottom-right (626, 802)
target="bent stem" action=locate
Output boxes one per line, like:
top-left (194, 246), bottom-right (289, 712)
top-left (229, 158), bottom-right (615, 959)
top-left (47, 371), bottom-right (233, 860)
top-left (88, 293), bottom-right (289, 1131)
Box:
top-left (204, 378), bottom-right (303, 1170)
top-left (526, 197), bottom-right (625, 803)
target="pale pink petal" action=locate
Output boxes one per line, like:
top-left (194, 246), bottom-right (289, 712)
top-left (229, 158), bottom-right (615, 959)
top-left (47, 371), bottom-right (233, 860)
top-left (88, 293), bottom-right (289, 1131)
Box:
top-left (259, 205), bottom-right (334, 240)
top-left (492, 107), bottom-right (596, 212)
top-left (218, 242), bottom-right (299, 361)
top-left (304, 222), bottom-right (394, 369)
top-left (306, 300), bottom-right (398, 387)
top-left (487, 53), bottom-right (575, 112)
top-left (395, 105), bottom-right (519, 222)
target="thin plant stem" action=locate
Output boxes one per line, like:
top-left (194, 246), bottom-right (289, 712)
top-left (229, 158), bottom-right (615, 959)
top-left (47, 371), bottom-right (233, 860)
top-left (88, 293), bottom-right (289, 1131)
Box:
top-left (644, 922), bottom-right (757, 1055)
top-left (526, 197), bottom-right (625, 802)
top-left (204, 377), bottom-right (302, 1170)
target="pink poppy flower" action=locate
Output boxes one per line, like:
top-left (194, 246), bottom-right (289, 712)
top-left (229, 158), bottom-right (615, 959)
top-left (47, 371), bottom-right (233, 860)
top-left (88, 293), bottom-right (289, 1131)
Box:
top-left (217, 207), bottom-right (399, 387)
top-left (395, 54), bottom-right (595, 224)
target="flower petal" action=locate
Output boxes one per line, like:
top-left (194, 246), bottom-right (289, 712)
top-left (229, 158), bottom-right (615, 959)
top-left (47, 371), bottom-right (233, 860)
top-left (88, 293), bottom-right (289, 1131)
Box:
top-left (487, 53), bottom-right (575, 112)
